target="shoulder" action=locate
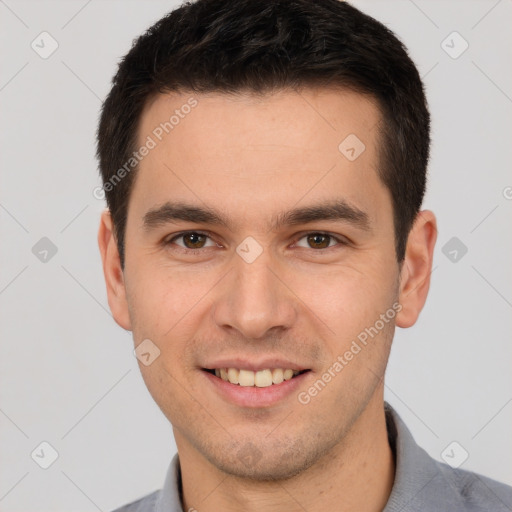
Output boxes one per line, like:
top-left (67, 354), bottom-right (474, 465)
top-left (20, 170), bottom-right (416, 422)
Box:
top-left (110, 490), bottom-right (160, 512)
top-left (384, 403), bottom-right (512, 512)
top-left (432, 460), bottom-right (512, 511)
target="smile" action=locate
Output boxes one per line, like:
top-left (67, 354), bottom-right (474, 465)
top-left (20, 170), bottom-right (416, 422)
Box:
top-left (204, 368), bottom-right (309, 387)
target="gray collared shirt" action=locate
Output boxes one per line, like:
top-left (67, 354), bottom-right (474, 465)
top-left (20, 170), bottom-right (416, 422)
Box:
top-left (112, 403), bottom-right (512, 511)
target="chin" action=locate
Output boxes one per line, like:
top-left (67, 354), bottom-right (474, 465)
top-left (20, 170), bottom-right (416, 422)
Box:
top-left (218, 458), bottom-right (308, 482)
top-left (204, 437), bottom-right (321, 482)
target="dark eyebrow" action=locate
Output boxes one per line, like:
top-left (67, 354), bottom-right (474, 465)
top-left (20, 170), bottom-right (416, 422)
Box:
top-left (142, 199), bottom-right (371, 233)
top-left (270, 200), bottom-right (371, 232)
top-left (143, 202), bottom-right (231, 231)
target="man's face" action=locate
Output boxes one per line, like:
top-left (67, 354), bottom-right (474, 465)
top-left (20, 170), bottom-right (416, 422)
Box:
top-left (114, 88), bottom-right (404, 479)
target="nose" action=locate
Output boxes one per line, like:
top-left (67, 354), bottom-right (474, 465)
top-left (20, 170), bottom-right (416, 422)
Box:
top-left (212, 248), bottom-right (298, 340)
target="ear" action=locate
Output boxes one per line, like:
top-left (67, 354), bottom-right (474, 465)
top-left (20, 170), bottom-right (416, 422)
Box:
top-left (97, 209), bottom-right (132, 331)
top-left (395, 210), bottom-right (437, 328)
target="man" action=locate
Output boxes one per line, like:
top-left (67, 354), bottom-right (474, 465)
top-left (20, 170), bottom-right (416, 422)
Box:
top-left (96, 0), bottom-right (512, 510)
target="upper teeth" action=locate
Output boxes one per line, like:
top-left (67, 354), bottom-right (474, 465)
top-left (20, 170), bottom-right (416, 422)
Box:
top-left (214, 368), bottom-right (300, 387)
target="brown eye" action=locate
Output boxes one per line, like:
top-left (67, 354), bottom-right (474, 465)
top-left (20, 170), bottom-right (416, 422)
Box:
top-left (167, 232), bottom-right (216, 250)
top-left (182, 232), bottom-right (207, 249)
top-left (294, 232), bottom-right (347, 250)
top-left (295, 231), bottom-right (350, 253)
top-left (306, 233), bottom-right (331, 249)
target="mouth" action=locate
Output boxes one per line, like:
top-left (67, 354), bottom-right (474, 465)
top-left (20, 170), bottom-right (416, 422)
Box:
top-left (202, 367), bottom-right (311, 387)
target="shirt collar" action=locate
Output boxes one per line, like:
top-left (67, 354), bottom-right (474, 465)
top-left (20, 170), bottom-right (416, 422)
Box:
top-left (156, 402), bottom-right (447, 512)
top-left (155, 451), bottom-right (183, 512)
top-left (382, 402), bottom-right (441, 511)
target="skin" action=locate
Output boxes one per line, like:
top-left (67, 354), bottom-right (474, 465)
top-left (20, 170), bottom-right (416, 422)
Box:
top-left (98, 87), bottom-right (437, 512)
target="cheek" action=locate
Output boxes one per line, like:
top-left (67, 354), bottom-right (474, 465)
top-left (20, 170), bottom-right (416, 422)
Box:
top-left (137, 358), bottom-right (190, 428)
top-left (290, 262), bottom-right (398, 339)
top-left (125, 263), bottom-right (215, 340)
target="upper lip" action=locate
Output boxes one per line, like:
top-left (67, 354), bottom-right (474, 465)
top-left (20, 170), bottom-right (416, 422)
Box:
top-left (202, 358), bottom-right (309, 372)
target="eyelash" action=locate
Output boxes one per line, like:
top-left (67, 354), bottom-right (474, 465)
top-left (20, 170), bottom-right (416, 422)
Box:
top-left (164, 231), bottom-right (349, 254)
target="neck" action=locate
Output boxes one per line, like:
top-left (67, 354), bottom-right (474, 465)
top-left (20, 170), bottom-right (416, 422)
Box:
top-left (175, 397), bottom-right (395, 512)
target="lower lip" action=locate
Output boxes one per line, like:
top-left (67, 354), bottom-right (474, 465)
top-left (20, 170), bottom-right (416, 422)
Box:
top-left (201, 370), bottom-right (311, 408)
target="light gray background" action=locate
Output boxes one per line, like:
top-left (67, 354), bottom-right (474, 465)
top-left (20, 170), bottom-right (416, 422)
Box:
top-left (1, 1), bottom-right (511, 510)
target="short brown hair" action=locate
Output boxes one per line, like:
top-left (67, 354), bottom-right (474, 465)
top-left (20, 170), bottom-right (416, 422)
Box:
top-left (97, 0), bottom-right (430, 269)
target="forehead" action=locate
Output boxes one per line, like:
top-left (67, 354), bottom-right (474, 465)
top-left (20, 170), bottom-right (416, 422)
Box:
top-left (139, 87), bottom-right (381, 153)
top-left (130, 88), bottom-right (390, 231)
